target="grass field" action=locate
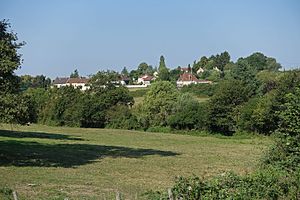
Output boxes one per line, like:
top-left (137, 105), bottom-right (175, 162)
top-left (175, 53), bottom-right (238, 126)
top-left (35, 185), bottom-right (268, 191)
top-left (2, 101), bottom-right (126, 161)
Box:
top-left (0, 124), bottom-right (271, 199)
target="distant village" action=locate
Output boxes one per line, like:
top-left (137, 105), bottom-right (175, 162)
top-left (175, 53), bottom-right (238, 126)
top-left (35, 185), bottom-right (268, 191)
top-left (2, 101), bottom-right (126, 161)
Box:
top-left (52, 66), bottom-right (213, 91)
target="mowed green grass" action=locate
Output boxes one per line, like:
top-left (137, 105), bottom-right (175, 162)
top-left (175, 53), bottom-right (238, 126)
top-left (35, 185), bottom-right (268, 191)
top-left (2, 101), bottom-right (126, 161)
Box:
top-left (0, 124), bottom-right (271, 199)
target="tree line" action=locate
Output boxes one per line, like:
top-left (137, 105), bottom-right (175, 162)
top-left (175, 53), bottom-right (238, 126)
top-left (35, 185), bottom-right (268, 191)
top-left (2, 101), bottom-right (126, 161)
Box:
top-left (1, 19), bottom-right (300, 138)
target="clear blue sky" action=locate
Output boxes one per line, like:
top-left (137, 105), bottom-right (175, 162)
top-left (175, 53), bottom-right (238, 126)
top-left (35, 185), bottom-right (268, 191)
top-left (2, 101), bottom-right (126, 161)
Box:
top-left (1, 0), bottom-right (300, 78)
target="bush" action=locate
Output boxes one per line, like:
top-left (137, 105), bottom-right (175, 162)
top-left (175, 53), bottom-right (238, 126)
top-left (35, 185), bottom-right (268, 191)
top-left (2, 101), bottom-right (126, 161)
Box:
top-left (140, 81), bottom-right (179, 127)
top-left (207, 79), bottom-right (250, 135)
top-left (263, 87), bottom-right (300, 171)
top-left (168, 93), bottom-right (208, 130)
top-left (146, 168), bottom-right (300, 200)
top-left (0, 186), bottom-right (13, 200)
top-left (180, 84), bottom-right (216, 97)
top-left (106, 105), bottom-right (139, 130)
top-left (39, 86), bottom-right (83, 127)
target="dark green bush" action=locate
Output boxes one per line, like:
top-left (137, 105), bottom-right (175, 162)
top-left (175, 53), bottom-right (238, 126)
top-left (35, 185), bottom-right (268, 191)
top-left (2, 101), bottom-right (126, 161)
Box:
top-left (106, 105), bottom-right (139, 130)
top-left (146, 168), bottom-right (300, 200)
top-left (180, 83), bottom-right (216, 97)
top-left (168, 93), bottom-right (208, 130)
top-left (0, 186), bottom-right (13, 200)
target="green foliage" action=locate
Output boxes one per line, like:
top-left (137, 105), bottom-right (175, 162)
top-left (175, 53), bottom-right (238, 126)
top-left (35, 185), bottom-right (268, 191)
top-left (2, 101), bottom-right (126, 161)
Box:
top-left (149, 71), bottom-right (300, 200)
top-left (169, 67), bottom-right (181, 82)
top-left (20, 74), bottom-right (51, 90)
top-left (192, 56), bottom-right (208, 73)
top-left (33, 83), bottom-right (134, 128)
top-left (230, 58), bottom-right (259, 95)
top-left (0, 94), bottom-right (31, 125)
top-left (106, 105), bottom-right (139, 130)
top-left (0, 20), bottom-right (24, 94)
top-left (0, 20), bottom-right (29, 125)
top-left (70, 69), bottom-right (79, 78)
top-left (250, 91), bottom-right (279, 134)
top-left (158, 55), bottom-right (170, 81)
top-left (121, 66), bottom-right (129, 76)
top-left (180, 83), bottom-right (216, 97)
top-left (264, 87), bottom-right (300, 171)
top-left (236, 97), bottom-right (259, 133)
top-left (159, 55), bottom-right (166, 70)
top-left (0, 186), bottom-right (13, 200)
top-left (23, 88), bottom-right (49, 123)
top-left (140, 81), bottom-right (178, 127)
top-left (89, 70), bottom-right (119, 91)
top-left (206, 70), bottom-right (220, 82)
top-left (238, 91), bottom-right (279, 134)
top-left (244, 52), bottom-right (281, 71)
top-left (39, 87), bottom-right (83, 127)
top-left (80, 94), bottom-right (107, 128)
top-left (168, 93), bottom-right (207, 130)
top-left (137, 62), bottom-right (154, 75)
top-left (256, 70), bottom-right (282, 95)
top-left (147, 168), bottom-right (300, 200)
top-left (214, 51), bottom-right (230, 77)
top-left (207, 79), bottom-right (250, 134)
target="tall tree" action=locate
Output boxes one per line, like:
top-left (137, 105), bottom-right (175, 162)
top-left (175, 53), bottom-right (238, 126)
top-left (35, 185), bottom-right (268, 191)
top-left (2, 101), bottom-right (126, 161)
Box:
top-left (70, 69), bottom-right (79, 78)
top-left (0, 20), bottom-right (29, 124)
top-left (0, 20), bottom-right (24, 93)
top-left (158, 55), bottom-right (170, 81)
top-left (192, 56), bottom-right (208, 73)
top-left (159, 55), bottom-right (166, 70)
top-left (207, 79), bottom-right (250, 135)
top-left (214, 51), bottom-right (230, 77)
top-left (140, 81), bottom-right (178, 127)
top-left (121, 67), bottom-right (129, 76)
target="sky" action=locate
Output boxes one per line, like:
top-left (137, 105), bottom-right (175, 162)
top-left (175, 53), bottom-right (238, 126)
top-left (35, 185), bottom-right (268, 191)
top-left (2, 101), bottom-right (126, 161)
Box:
top-left (1, 0), bottom-right (300, 78)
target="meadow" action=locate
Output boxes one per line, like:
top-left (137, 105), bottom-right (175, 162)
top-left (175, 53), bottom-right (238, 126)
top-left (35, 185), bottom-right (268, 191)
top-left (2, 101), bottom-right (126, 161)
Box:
top-left (0, 124), bottom-right (271, 199)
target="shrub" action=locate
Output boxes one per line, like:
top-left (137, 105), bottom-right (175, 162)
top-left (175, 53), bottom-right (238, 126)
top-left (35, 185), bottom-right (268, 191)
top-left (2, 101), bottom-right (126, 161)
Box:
top-left (106, 105), bottom-right (139, 130)
top-left (207, 79), bottom-right (250, 135)
top-left (180, 84), bottom-right (216, 97)
top-left (168, 93), bottom-right (208, 130)
top-left (0, 186), bottom-right (13, 200)
top-left (140, 81), bottom-right (179, 127)
top-left (263, 87), bottom-right (300, 171)
top-left (146, 168), bottom-right (300, 200)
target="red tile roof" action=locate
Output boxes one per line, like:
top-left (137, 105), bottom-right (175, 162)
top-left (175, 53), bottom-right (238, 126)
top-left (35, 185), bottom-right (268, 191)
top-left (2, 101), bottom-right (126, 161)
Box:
top-left (178, 73), bottom-right (199, 82)
top-left (140, 75), bottom-right (154, 81)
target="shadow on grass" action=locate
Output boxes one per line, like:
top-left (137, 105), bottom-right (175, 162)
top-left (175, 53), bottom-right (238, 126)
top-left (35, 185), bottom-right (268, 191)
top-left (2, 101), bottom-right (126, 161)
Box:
top-left (0, 129), bottom-right (83, 141)
top-left (0, 140), bottom-right (179, 168)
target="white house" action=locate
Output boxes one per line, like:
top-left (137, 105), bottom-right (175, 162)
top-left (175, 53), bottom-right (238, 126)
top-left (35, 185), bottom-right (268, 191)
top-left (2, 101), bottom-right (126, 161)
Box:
top-left (119, 76), bottom-right (130, 85)
top-left (196, 67), bottom-right (204, 74)
top-left (137, 74), bottom-right (154, 86)
top-left (213, 67), bottom-right (220, 72)
top-left (53, 77), bottom-right (90, 91)
top-left (52, 77), bottom-right (69, 88)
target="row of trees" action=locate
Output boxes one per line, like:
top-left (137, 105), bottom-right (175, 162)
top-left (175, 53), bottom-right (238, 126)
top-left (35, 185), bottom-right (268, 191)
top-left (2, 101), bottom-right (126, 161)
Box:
top-left (24, 81), bottom-right (135, 128)
top-left (1, 19), bottom-right (298, 137)
top-left (131, 58), bottom-right (296, 136)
